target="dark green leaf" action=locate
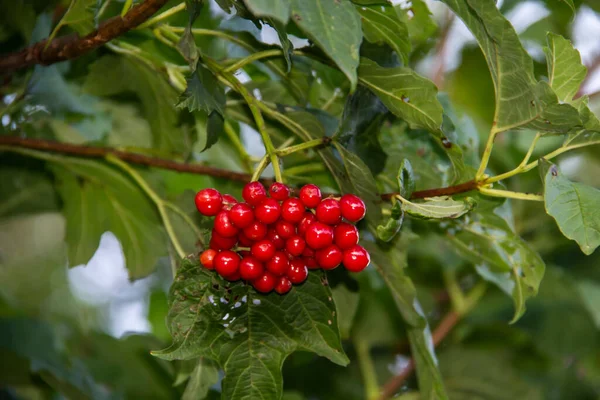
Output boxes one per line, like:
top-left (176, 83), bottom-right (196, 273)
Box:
top-left (267, 18), bottom-right (293, 71)
top-left (401, 196), bottom-right (475, 220)
top-left (47, 0), bottom-right (97, 44)
top-left (244, 0), bottom-right (290, 24)
top-left (331, 283), bottom-right (360, 339)
top-left (178, 63), bottom-right (226, 116)
top-left (540, 159), bottom-right (600, 255)
top-left (445, 211), bottom-right (545, 322)
top-left (182, 358), bottom-right (219, 400)
top-left (178, 0), bottom-right (204, 63)
top-left (0, 166), bottom-right (59, 218)
top-left (358, 58), bottom-right (443, 133)
top-left (376, 201), bottom-right (403, 242)
top-left (356, 4), bottom-right (410, 65)
top-left (153, 257), bottom-right (348, 400)
top-left (398, 158), bottom-right (415, 199)
top-left (290, 0), bottom-right (362, 91)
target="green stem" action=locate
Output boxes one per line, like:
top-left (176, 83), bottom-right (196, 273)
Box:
top-left (105, 154), bottom-right (186, 261)
top-left (224, 121), bottom-right (254, 173)
top-left (478, 187), bottom-right (543, 202)
top-left (355, 341), bottom-right (379, 400)
top-left (223, 49), bottom-right (284, 73)
top-left (462, 281), bottom-right (487, 314)
top-left (167, 26), bottom-right (250, 49)
top-left (482, 132), bottom-right (541, 184)
top-left (121, 0), bottom-right (133, 17)
top-left (251, 155), bottom-right (270, 182)
top-left (276, 138), bottom-right (327, 156)
top-left (443, 270), bottom-right (466, 314)
top-left (476, 128), bottom-right (499, 180)
top-left (282, 163), bottom-right (325, 177)
top-left (137, 3), bottom-right (187, 30)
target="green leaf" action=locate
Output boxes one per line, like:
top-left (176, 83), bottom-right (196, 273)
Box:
top-left (178, 0), bottom-right (204, 63)
top-left (445, 211), bottom-right (545, 322)
top-left (401, 196), bottom-right (475, 220)
top-left (398, 159), bottom-right (415, 199)
top-left (577, 280), bottom-right (600, 330)
top-left (356, 4), bottom-right (410, 65)
top-left (333, 142), bottom-right (382, 231)
top-left (47, 0), bottom-right (97, 45)
top-left (544, 33), bottom-right (586, 103)
top-left (376, 201), bottom-right (403, 242)
top-left (364, 241), bottom-right (449, 399)
top-left (358, 57), bottom-right (443, 133)
top-left (334, 86), bottom-right (388, 175)
top-left (153, 257), bottom-right (348, 400)
top-left (331, 284), bottom-right (360, 339)
top-left (540, 159), bottom-right (600, 255)
top-left (267, 18), bottom-right (293, 71)
top-left (290, 0), bottom-right (362, 91)
top-left (84, 55), bottom-right (184, 152)
top-left (244, 0), bottom-right (290, 24)
top-left (182, 358), bottom-right (219, 400)
top-left (0, 166), bottom-right (59, 218)
top-left (178, 63), bottom-right (226, 116)
top-left (399, 0), bottom-right (437, 48)
top-left (50, 160), bottom-right (167, 279)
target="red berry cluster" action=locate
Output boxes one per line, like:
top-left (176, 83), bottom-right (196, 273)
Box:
top-left (195, 182), bottom-right (370, 294)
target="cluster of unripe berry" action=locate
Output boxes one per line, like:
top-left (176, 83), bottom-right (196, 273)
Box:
top-left (195, 181), bottom-right (370, 294)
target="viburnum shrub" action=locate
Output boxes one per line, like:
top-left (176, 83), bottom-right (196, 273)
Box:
top-left (196, 182), bottom-right (369, 294)
top-left (3, 0), bottom-right (600, 399)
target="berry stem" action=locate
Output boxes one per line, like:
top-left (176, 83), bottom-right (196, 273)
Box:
top-left (136, 2), bottom-right (187, 30)
top-left (276, 138), bottom-right (330, 157)
top-left (223, 49), bottom-right (284, 73)
top-left (475, 127), bottom-right (499, 180)
top-left (478, 187), bottom-right (544, 202)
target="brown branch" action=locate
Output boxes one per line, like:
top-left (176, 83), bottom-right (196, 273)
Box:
top-left (0, 136), bottom-right (480, 200)
top-left (378, 311), bottom-right (461, 400)
top-left (0, 0), bottom-right (169, 73)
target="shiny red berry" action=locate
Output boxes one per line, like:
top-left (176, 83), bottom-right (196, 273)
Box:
top-left (239, 256), bottom-right (264, 281)
top-left (200, 249), bottom-right (217, 270)
top-left (229, 203), bottom-right (254, 228)
top-left (287, 259), bottom-right (308, 284)
top-left (209, 230), bottom-right (238, 250)
top-left (275, 220), bottom-right (296, 239)
top-left (275, 276), bottom-right (293, 294)
top-left (281, 198), bottom-right (305, 223)
top-left (305, 222), bottom-right (334, 249)
top-left (305, 256), bottom-right (319, 270)
top-left (222, 194), bottom-right (238, 210)
top-left (298, 212), bottom-right (316, 236)
top-left (238, 232), bottom-right (253, 247)
top-left (214, 250), bottom-right (240, 277)
top-left (214, 211), bottom-right (239, 237)
top-left (340, 194), bottom-right (366, 222)
top-left (302, 247), bottom-right (315, 257)
top-left (266, 251), bottom-right (289, 276)
top-left (253, 272), bottom-right (276, 293)
top-left (299, 184), bottom-right (321, 208)
top-left (286, 235), bottom-right (306, 257)
top-left (243, 221), bottom-right (267, 241)
top-left (255, 198), bottom-right (281, 224)
top-left (316, 198), bottom-right (342, 225)
top-left (267, 228), bottom-right (285, 250)
top-left (195, 188), bottom-right (223, 216)
top-left (224, 270), bottom-right (241, 282)
top-left (316, 245), bottom-right (343, 270)
top-left (269, 182), bottom-right (290, 201)
top-left (343, 245), bottom-right (370, 272)
top-left (251, 239), bottom-right (276, 262)
top-left (242, 182), bottom-right (267, 206)
top-left (334, 223), bottom-right (359, 249)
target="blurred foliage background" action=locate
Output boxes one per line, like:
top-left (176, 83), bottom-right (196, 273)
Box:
top-left (2, 0), bottom-right (600, 399)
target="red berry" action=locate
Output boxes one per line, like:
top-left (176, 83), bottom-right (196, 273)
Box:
top-left (210, 230), bottom-right (238, 250)
top-left (225, 271), bottom-right (241, 282)
top-left (302, 247), bottom-right (315, 257)
top-left (305, 222), bottom-right (334, 249)
top-left (230, 203), bottom-right (254, 228)
top-left (243, 221), bottom-right (267, 241)
top-left (251, 239), bottom-right (276, 262)
top-left (269, 182), bottom-right (290, 201)
top-left (195, 188), bottom-right (223, 216)
top-left (214, 211), bottom-right (239, 238)
top-left (238, 250), bottom-right (252, 258)
top-left (266, 251), bottom-right (289, 276)
top-left (286, 235), bottom-right (306, 257)
top-left (238, 232), bottom-right (253, 247)
top-left (287, 259), bottom-right (308, 284)
top-left (305, 256), bottom-right (319, 270)
top-left (239, 256), bottom-right (264, 281)
top-left (255, 198), bottom-right (281, 225)
top-left (275, 276), bottom-right (293, 294)
top-left (299, 184), bottom-right (321, 208)
top-left (242, 182), bottom-right (267, 206)
top-left (343, 245), bottom-right (370, 272)
top-left (281, 198), bottom-right (305, 223)
top-left (316, 245), bottom-right (343, 270)
top-left (214, 250), bottom-right (240, 277)
top-left (298, 212), bottom-right (316, 236)
top-left (253, 272), bottom-right (276, 293)
top-left (222, 194), bottom-right (238, 210)
top-left (316, 198), bottom-right (342, 225)
top-left (334, 223), bottom-right (359, 249)
top-left (275, 220), bottom-right (296, 239)
top-left (200, 249), bottom-right (217, 269)
top-left (267, 228), bottom-right (285, 250)
top-left (340, 194), bottom-right (366, 222)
